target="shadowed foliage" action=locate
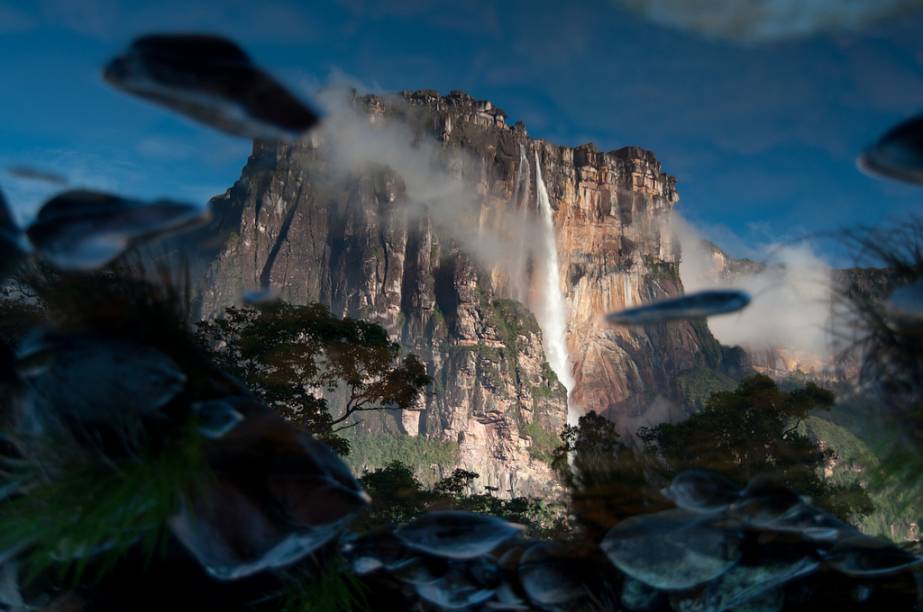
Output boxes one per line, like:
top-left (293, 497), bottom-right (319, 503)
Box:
top-left (552, 412), bottom-right (666, 541)
top-left (358, 461), bottom-right (560, 536)
top-left (640, 375), bottom-right (873, 522)
top-left (553, 376), bottom-right (875, 543)
top-left (829, 220), bottom-right (923, 521)
top-left (833, 219), bottom-right (923, 402)
top-left (196, 303), bottom-right (431, 455)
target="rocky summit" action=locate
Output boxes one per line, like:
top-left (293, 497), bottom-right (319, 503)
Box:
top-left (181, 89), bottom-right (743, 496)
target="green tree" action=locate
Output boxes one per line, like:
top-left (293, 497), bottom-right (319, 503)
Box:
top-left (358, 461), bottom-right (430, 527)
top-left (552, 412), bottom-right (666, 540)
top-left (196, 303), bottom-right (430, 455)
top-left (432, 468), bottom-right (481, 498)
top-left (639, 374), bottom-right (873, 521)
top-left (358, 462), bottom-right (559, 535)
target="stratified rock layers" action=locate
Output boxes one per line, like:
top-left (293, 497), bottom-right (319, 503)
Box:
top-left (188, 90), bottom-right (735, 496)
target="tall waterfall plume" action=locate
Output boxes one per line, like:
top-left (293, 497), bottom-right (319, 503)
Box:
top-left (533, 152), bottom-right (577, 424)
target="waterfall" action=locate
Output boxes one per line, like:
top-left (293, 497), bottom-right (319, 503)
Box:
top-left (533, 152), bottom-right (577, 424)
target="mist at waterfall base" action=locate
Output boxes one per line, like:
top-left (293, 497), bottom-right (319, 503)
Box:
top-left (669, 213), bottom-right (834, 363)
top-left (314, 88), bottom-right (577, 420)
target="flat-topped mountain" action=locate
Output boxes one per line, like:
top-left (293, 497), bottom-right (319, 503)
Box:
top-left (182, 89), bottom-right (743, 495)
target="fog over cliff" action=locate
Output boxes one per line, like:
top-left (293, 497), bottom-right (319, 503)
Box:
top-left (314, 88), bottom-right (549, 299)
top-left (670, 213), bottom-right (834, 363)
top-left (191, 88), bottom-right (732, 492)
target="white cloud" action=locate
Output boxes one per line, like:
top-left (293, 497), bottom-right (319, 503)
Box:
top-left (312, 88), bottom-right (548, 284)
top-left (669, 212), bottom-right (834, 361)
top-left (617, 0), bottom-right (923, 43)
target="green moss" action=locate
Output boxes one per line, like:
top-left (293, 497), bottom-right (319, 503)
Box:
top-left (342, 432), bottom-right (460, 473)
top-left (524, 421), bottom-right (560, 464)
top-left (431, 305), bottom-right (445, 325)
top-left (476, 282), bottom-right (491, 312)
top-left (803, 415), bottom-right (921, 541)
top-left (531, 383), bottom-right (554, 400)
top-left (491, 298), bottom-right (540, 338)
top-left (643, 257), bottom-right (680, 281)
top-left (675, 366), bottom-right (737, 409)
top-left (540, 361), bottom-right (560, 386)
top-left (478, 355), bottom-right (506, 389)
top-left (803, 416), bottom-right (877, 472)
top-left (485, 297), bottom-right (544, 386)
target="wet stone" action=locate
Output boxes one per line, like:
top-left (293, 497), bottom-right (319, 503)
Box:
top-left (395, 511), bottom-right (521, 560)
top-left (26, 189), bottom-right (207, 271)
top-left (858, 113), bottom-right (923, 185)
top-left (104, 34), bottom-right (320, 142)
top-left (191, 399), bottom-right (245, 439)
top-left (517, 542), bottom-right (592, 609)
top-left (826, 535), bottom-right (923, 577)
top-left (606, 289), bottom-right (750, 325)
top-left (663, 469), bottom-right (742, 513)
top-left (761, 502), bottom-right (858, 543)
top-left (393, 554), bottom-right (451, 586)
top-left (601, 509), bottom-right (741, 591)
top-left (620, 576), bottom-right (662, 610)
top-left (413, 560), bottom-right (497, 610)
top-left (15, 333), bottom-right (186, 431)
top-left (169, 474), bottom-right (348, 581)
top-left (729, 476), bottom-right (804, 528)
top-left (697, 556), bottom-right (818, 610)
top-left (341, 530), bottom-right (416, 575)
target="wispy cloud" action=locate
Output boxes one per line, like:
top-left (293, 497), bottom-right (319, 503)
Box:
top-left (616, 0), bottom-right (923, 43)
top-left (669, 212), bottom-right (834, 360)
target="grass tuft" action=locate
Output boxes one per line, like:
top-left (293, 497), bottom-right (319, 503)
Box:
top-left (0, 422), bottom-right (208, 584)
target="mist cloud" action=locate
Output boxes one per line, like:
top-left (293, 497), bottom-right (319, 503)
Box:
top-left (313, 88), bottom-right (548, 297)
top-left (310, 88), bottom-right (838, 371)
top-left (669, 213), bottom-right (833, 362)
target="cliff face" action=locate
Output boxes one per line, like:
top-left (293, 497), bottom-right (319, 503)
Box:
top-left (186, 90), bottom-right (735, 494)
top-left (537, 143), bottom-right (737, 428)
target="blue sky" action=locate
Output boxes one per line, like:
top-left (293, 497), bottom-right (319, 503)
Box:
top-left (1, 0), bottom-right (922, 261)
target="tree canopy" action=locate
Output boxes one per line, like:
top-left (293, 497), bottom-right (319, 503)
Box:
top-left (552, 412), bottom-right (666, 540)
top-left (196, 303), bottom-right (430, 455)
top-left (555, 375), bottom-right (874, 540)
top-left (358, 461), bottom-right (559, 535)
top-left (641, 374), bottom-right (872, 521)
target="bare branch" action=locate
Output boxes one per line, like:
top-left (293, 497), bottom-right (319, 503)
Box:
top-left (332, 420), bottom-right (362, 433)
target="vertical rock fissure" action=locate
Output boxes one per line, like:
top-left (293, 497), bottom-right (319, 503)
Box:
top-left (259, 186), bottom-right (302, 289)
top-left (378, 222), bottom-right (389, 301)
